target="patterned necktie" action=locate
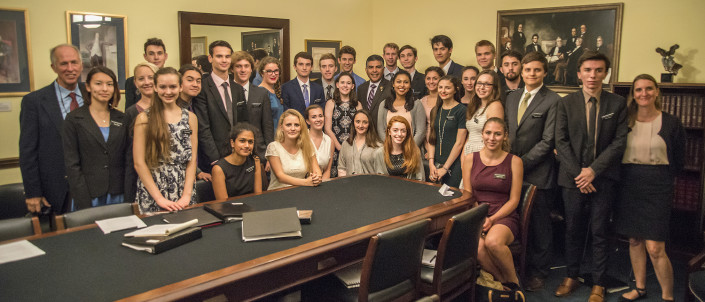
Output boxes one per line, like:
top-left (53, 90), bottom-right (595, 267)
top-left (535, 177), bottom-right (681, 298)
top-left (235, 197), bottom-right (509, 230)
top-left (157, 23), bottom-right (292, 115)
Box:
top-left (221, 82), bottom-right (233, 124)
top-left (517, 92), bottom-right (531, 124)
top-left (326, 86), bottom-right (333, 100)
top-left (243, 87), bottom-right (248, 102)
top-left (69, 92), bottom-right (79, 111)
top-left (368, 84), bottom-right (377, 109)
top-left (302, 84), bottom-right (309, 107)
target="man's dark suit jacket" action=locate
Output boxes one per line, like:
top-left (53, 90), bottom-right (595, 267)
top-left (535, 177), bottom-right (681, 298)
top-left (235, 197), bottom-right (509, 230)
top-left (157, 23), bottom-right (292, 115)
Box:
top-left (281, 78), bottom-right (325, 116)
top-left (245, 83), bottom-right (274, 160)
top-left (447, 61), bottom-right (464, 79)
top-left (525, 43), bottom-right (546, 55)
top-left (62, 106), bottom-right (128, 210)
top-left (312, 78), bottom-right (336, 100)
top-left (357, 78), bottom-right (392, 123)
top-left (123, 76), bottom-right (140, 110)
top-left (194, 74), bottom-right (249, 173)
top-left (555, 90), bottom-right (628, 188)
top-left (505, 86), bottom-right (560, 189)
top-left (410, 69), bottom-right (425, 100)
top-left (19, 82), bottom-right (87, 213)
top-left (512, 32), bottom-right (526, 52)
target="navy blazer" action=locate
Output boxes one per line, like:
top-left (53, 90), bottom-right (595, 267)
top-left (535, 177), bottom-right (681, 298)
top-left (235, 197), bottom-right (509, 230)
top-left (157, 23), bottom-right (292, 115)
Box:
top-left (19, 82), bottom-right (87, 213)
top-left (447, 61), bottom-right (464, 79)
top-left (505, 86), bottom-right (560, 189)
top-left (555, 90), bottom-right (628, 187)
top-left (281, 78), bottom-right (325, 116)
top-left (62, 106), bottom-right (128, 209)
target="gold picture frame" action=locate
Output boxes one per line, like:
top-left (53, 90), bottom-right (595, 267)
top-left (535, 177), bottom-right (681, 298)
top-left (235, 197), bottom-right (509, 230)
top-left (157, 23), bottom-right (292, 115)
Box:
top-left (0, 7), bottom-right (34, 97)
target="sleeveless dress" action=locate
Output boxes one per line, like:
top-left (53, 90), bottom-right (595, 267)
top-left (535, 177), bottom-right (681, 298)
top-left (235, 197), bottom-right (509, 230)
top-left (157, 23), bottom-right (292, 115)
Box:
top-left (464, 106), bottom-right (487, 155)
top-left (266, 141), bottom-right (309, 190)
top-left (136, 109), bottom-right (197, 213)
top-left (215, 156), bottom-right (258, 197)
top-left (330, 101), bottom-right (356, 177)
top-left (470, 152), bottom-right (519, 239)
top-left (312, 134), bottom-right (332, 173)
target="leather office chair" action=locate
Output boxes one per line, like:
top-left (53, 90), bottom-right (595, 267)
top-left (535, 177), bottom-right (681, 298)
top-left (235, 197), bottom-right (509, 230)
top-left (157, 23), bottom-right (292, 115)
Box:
top-left (196, 179), bottom-right (216, 203)
top-left (312, 219), bottom-right (431, 302)
top-left (508, 183), bottom-right (537, 282)
top-left (418, 204), bottom-right (489, 301)
top-left (54, 203), bottom-right (139, 230)
top-left (0, 183), bottom-right (28, 219)
top-left (0, 216), bottom-right (41, 242)
top-left (687, 231), bottom-right (705, 302)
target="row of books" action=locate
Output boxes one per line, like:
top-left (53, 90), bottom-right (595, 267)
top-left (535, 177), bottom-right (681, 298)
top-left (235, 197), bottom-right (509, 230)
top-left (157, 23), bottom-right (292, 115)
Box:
top-left (684, 135), bottom-right (703, 171)
top-left (673, 176), bottom-right (701, 212)
top-left (661, 94), bottom-right (705, 128)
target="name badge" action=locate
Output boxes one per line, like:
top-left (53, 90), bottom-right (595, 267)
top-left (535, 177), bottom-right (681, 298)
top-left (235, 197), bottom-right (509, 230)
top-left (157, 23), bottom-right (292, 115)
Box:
top-left (181, 129), bottom-right (192, 135)
top-left (494, 173), bottom-right (506, 179)
top-left (111, 120), bottom-right (123, 127)
top-left (601, 112), bottom-right (615, 119)
top-left (246, 165), bottom-right (255, 173)
top-left (531, 112), bottom-right (543, 118)
top-left (447, 115), bottom-right (455, 121)
top-left (236, 101), bottom-right (246, 106)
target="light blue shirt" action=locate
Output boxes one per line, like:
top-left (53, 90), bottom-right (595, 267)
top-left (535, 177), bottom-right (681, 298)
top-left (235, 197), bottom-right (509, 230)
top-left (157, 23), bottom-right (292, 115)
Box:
top-left (335, 72), bottom-right (366, 89)
top-left (54, 81), bottom-right (84, 119)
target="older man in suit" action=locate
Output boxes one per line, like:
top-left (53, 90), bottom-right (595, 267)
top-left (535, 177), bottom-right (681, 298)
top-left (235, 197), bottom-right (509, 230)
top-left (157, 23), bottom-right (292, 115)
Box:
top-left (194, 40), bottom-right (249, 173)
top-left (357, 55), bottom-right (392, 123)
top-left (20, 44), bottom-right (87, 214)
top-left (554, 51), bottom-right (627, 302)
top-left (231, 51), bottom-right (274, 161)
top-left (282, 52), bottom-right (325, 116)
top-left (505, 52), bottom-right (560, 291)
top-left (399, 45), bottom-right (425, 100)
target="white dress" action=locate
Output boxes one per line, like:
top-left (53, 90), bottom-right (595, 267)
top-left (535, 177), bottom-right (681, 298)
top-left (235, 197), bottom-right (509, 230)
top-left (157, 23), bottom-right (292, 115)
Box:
top-left (265, 141), bottom-right (308, 190)
top-left (312, 134), bottom-right (332, 172)
top-left (463, 106), bottom-right (487, 155)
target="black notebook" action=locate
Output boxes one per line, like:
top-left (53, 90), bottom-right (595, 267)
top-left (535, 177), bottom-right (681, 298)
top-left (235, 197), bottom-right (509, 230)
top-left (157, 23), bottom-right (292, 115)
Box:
top-left (241, 207), bottom-right (302, 242)
top-left (204, 202), bottom-right (252, 222)
top-left (161, 207), bottom-right (222, 227)
top-left (122, 227), bottom-right (202, 254)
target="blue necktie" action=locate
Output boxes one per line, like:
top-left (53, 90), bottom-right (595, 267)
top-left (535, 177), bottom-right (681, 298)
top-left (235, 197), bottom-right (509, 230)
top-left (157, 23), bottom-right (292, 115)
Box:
top-left (303, 84), bottom-right (309, 107)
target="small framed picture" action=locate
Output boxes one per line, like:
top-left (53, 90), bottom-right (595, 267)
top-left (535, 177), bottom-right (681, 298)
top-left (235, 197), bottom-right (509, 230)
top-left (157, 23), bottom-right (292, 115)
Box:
top-left (305, 39), bottom-right (341, 80)
top-left (0, 8), bottom-right (33, 96)
top-left (242, 29), bottom-right (282, 59)
top-left (191, 36), bottom-right (207, 57)
top-left (66, 11), bottom-right (128, 90)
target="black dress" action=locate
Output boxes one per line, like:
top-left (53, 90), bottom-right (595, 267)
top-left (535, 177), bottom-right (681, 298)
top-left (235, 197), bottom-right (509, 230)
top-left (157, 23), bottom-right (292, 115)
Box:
top-left (616, 112), bottom-right (685, 241)
top-left (215, 156), bottom-right (260, 197)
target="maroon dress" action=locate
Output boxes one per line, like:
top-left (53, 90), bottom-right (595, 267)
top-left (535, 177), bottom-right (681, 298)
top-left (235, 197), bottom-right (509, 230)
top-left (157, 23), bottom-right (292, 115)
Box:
top-left (470, 152), bottom-right (520, 239)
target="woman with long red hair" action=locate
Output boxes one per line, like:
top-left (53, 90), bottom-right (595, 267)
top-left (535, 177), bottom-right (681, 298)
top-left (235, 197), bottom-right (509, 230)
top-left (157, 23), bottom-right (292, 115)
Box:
top-left (382, 116), bottom-right (423, 180)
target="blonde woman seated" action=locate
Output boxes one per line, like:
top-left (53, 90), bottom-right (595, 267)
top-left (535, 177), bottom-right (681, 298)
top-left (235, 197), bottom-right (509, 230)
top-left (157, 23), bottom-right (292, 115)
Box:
top-left (382, 116), bottom-right (424, 180)
top-left (463, 117), bottom-right (524, 292)
top-left (266, 109), bottom-right (322, 190)
top-left (211, 123), bottom-right (264, 200)
top-left (338, 109), bottom-right (385, 176)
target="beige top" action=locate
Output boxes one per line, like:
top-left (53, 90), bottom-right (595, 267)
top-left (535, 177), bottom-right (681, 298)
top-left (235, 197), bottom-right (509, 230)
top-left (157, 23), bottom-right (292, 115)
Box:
top-left (622, 113), bottom-right (669, 165)
top-left (386, 105), bottom-right (414, 128)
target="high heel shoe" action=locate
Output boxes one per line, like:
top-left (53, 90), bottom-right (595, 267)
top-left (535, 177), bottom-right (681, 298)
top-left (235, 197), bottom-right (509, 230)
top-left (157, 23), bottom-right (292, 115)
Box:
top-left (618, 288), bottom-right (647, 301)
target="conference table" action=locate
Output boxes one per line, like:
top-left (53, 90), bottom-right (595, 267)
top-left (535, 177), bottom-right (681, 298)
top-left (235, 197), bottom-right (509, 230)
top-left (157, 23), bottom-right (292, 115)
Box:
top-left (0, 175), bottom-right (472, 301)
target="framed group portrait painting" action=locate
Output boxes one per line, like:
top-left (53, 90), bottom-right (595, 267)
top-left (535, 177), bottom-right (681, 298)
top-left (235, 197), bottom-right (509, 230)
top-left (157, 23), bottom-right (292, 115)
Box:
top-left (497, 3), bottom-right (623, 92)
top-left (241, 29), bottom-right (282, 59)
top-left (66, 11), bottom-right (128, 90)
top-left (0, 8), bottom-right (33, 96)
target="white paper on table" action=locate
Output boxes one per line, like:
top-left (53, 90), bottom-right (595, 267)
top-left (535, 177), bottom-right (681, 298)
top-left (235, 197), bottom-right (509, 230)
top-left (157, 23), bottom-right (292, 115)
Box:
top-left (0, 240), bottom-right (46, 265)
top-left (124, 219), bottom-right (199, 237)
top-left (95, 215), bottom-right (147, 234)
top-left (438, 184), bottom-right (454, 196)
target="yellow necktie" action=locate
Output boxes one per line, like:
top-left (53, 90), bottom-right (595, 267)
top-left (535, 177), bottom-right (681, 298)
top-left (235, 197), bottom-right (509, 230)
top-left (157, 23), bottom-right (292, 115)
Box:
top-left (517, 92), bottom-right (531, 124)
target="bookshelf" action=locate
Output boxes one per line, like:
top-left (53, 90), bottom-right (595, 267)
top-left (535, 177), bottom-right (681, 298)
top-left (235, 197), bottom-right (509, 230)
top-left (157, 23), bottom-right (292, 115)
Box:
top-left (612, 82), bottom-right (705, 252)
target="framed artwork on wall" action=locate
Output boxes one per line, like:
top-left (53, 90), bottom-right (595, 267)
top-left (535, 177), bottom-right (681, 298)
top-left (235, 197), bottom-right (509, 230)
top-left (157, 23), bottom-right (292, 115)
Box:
top-left (497, 3), bottom-right (623, 92)
top-left (241, 29), bottom-right (281, 59)
top-left (191, 36), bottom-right (207, 57)
top-left (66, 11), bottom-right (127, 90)
top-left (0, 8), bottom-right (33, 96)
top-left (305, 39), bottom-right (341, 80)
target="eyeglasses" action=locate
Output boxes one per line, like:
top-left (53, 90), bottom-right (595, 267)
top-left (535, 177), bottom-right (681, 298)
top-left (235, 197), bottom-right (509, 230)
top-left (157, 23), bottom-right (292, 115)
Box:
top-left (264, 69), bottom-right (280, 75)
top-left (476, 82), bottom-right (494, 88)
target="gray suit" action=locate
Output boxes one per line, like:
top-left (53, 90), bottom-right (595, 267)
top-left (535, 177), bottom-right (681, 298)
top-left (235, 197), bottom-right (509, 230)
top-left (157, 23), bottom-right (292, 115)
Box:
top-left (505, 85), bottom-right (559, 279)
top-left (245, 83), bottom-right (274, 161)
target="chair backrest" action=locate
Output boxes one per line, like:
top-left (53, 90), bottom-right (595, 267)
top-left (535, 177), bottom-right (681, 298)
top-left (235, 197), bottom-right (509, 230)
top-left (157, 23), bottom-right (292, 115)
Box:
top-left (436, 203), bottom-right (489, 273)
top-left (360, 219), bottom-right (431, 302)
top-left (196, 180), bottom-right (216, 203)
top-left (56, 203), bottom-right (138, 230)
top-left (0, 217), bottom-right (41, 242)
top-left (0, 183), bottom-right (28, 219)
top-left (518, 184), bottom-right (537, 240)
